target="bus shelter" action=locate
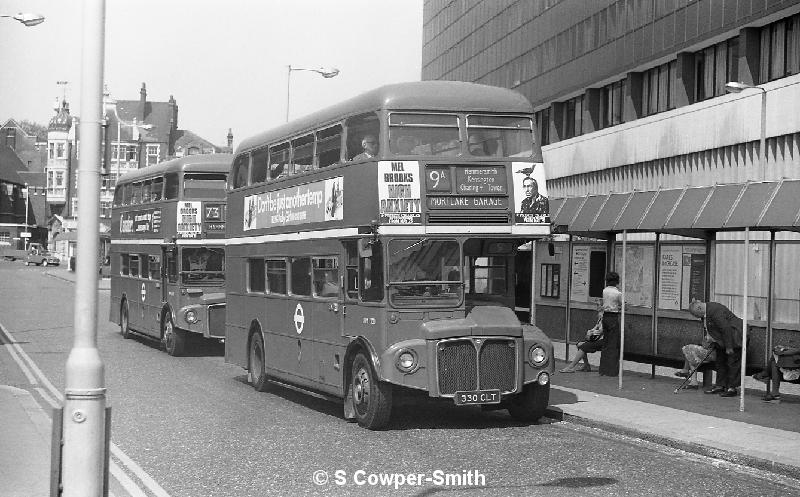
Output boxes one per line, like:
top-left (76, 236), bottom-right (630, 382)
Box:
top-left (549, 179), bottom-right (800, 410)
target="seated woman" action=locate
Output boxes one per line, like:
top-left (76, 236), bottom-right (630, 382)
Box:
top-left (674, 340), bottom-right (716, 390)
top-left (753, 344), bottom-right (800, 403)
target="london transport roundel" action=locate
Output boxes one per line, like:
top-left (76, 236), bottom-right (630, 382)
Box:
top-left (294, 303), bottom-right (305, 334)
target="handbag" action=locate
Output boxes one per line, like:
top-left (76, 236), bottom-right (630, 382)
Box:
top-left (585, 317), bottom-right (604, 342)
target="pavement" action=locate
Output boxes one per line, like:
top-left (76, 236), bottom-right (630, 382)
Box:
top-left (1, 266), bottom-right (798, 496)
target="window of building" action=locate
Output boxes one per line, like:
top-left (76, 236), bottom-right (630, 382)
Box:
top-left (601, 79), bottom-right (625, 128)
top-left (48, 143), bottom-right (54, 160)
top-left (56, 171), bottom-right (64, 187)
top-left (641, 62), bottom-right (675, 117)
top-left (100, 201), bottom-right (112, 219)
top-left (760, 15), bottom-right (800, 82)
top-left (696, 38), bottom-right (738, 101)
top-left (126, 145), bottom-right (138, 162)
top-left (146, 144), bottom-right (159, 167)
top-left (534, 108), bottom-right (550, 146)
top-left (56, 142), bottom-right (65, 159)
top-left (564, 95), bottom-right (583, 139)
top-left (5, 128), bottom-right (16, 150)
top-left (47, 171), bottom-right (54, 189)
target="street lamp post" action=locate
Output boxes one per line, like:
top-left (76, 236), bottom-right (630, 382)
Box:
top-left (104, 97), bottom-right (153, 184)
top-left (23, 183), bottom-right (30, 250)
top-left (0, 12), bottom-right (45, 26)
top-left (724, 81), bottom-right (767, 181)
top-left (285, 65), bottom-right (340, 122)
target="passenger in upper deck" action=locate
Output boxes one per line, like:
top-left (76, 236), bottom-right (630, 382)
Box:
top-left (467, 134), bottom-right (488, 156)
top-left (353, 134), bottom-right (379, 160)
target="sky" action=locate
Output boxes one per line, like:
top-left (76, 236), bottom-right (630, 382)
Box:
top-left (0, 0), bottom-right (423, 148)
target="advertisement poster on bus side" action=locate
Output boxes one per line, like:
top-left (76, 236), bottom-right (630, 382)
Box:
top-left (120, 208), bottom-right (162, 235)
top-left (378, 161), bottom-right (421, 224)
top-left (512, 162), bottom-right (549, 224)
top-left (243, 177), bottom-right (343, 231)
top-left (177, 201), bottom-right (202, 238)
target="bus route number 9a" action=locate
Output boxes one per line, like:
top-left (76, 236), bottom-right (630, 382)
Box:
top-left (426, 168), bottom-right (451, 192)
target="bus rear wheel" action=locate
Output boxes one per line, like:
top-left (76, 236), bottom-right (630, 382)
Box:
top-left (120, 302), bottom-right (132, 339)
top-left (351, 353), bottom-right (392, 430)
top-left (248, 332), bottom-right (270, 392)
top-left (162, 315), bottom-right (186, 356)
top-left (507, 382), bottom-right (549, 422)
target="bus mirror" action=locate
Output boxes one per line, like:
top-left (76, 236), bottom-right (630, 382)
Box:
top-left (358, 239), bottom-right (372, 258)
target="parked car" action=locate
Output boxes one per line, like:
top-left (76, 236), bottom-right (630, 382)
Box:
top-left (25, 246), bottom-right (60, 266)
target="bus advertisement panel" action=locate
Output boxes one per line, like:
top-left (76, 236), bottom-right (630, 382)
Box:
top-left (109, 154), bottom-right (231, 356)
top-left (225, 82), bottom-right (554, 429)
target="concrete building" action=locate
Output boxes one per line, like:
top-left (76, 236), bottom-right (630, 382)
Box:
top-left (422, 1), bottom-right (800, 363)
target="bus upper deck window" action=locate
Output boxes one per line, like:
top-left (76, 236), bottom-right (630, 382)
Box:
top-left (251, 148), bottom-right (269, 184)
top-left (113, 185), bottom-right (124, 206)
top-left (121, 183), bottom-right (132, 205)
top-left (231, 154), bottom-right (250, 189)
top-left (269, 143), bottom-right (289, 180)
top-left (388, 113), bottom-right (459, 157)
top-left (131, 182), bottom-right (143, 204)
top-left (466, 115), bottom-right (535, 158)
top-left (142, 179), bottom-right (152, 203)
top-left (150, 177), bottom-right (164, 201)
top-left (345, 113), bottom-right (380, 161)
top-left (316, 124), bottom-right (343, 168)
top-left (164, 173), bottom-right (179, 199)
top-left (291, 134), bottom-right (315, 174)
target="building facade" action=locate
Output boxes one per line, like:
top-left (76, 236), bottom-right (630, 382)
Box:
top-left (422, 0), bottom-right (800, 359)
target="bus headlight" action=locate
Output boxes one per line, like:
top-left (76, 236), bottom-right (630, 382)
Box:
top-left (395, 349), bottom-right (418, 373)
top-left (185, 309), bottom-right (199, 324)
top-left (528, 346), bottom-right (547, 366)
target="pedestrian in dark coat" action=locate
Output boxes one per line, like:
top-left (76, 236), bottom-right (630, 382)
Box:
top-left (688, 300), bottom-right (745, 397)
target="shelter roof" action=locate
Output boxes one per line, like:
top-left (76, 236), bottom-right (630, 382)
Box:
top-left (550, 180), bottom-right (800, 238)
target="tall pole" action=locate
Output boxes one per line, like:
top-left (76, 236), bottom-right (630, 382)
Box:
top-left (116, 119), bottom-right (121, 186)
top-left (286, 65), bottom-right (292, 122)
top-left (61, 0), bottom-right (107, 494)
top-left (740, 227), bottom-right (749, 412)
top-left (23, 183), bottom-right (30, 250)
top-left (759, 89), bottom-right (767, 181)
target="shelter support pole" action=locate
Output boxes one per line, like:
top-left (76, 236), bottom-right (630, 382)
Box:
top-left (740, 227), bottom-right (749, 412)
top-left (651, 233), bottom-right (660, 379)
top-left (619, 230), bottom-right (627, 390)
top-left (529, 239), bottom-right (536, 326)
top-left (767, 231), bottom-right (775, 368)
top-left (565, 235), bottom-right (573, 361)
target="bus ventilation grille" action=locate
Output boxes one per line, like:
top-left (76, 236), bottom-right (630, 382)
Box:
top-left (208, 304), bottom-right (226, 338)
top-left (437, 338), bottom-right (516, 395)
top-left (427, 213), bottom-right (510, 224)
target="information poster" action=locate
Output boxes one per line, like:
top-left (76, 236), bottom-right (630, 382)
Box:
top-left (684, 245), bottom-right (706, 309)
top-left (378, 161), bottom-right (421, 224)
top-left (570, 245), bottom-right (590, 302)
top-left (614, 245), bottom-right (654, 307)
top-left (658, 245), bottom-right (682, 310)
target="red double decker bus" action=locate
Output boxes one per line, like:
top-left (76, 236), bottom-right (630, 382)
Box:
top-left (109, 154), bottom-right (231, 356)
top-left (225, 81), bottom-right (553, 429)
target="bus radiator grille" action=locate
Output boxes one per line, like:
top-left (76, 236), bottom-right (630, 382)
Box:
top-left (437, 340), bottom-right (478, 394)
top-left (208, 304), bottom-right (226, 338)
top-left (478, 339), bottom-right (516, 392)
top-left (427, 213), bottom-right (510, 224)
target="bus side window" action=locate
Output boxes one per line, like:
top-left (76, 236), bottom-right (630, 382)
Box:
top-left (266, 259), bottom-right (287, 294)
top-left (131, 182), bottom-right (143, 204)
top-left (290, 257), bottom-right (312, 296)
top-left (121, 183), bottom-right (132, 205)
top-left (344, 240), bottom-right (359, 300)
top-left (120, 253), bottom-right (130, 276)
top-left (142, 179), bottom-right (152, 203)
top-left (151, 177), bottom-right (164, 201)
top-left (291, 134), bottom-right (315, 175)
top-left (167, 249), bottom-right (178, 283)
top-left (129, 254), bottom-right (140, 278)
top-left (251, 148), bottom-right (269, 184)
top-left (231, 154), bottom-right (250, 189)
top-left (148, 255), bottom-right (160, 280)
top-left (317, 124), bottom-right (343, 168)
top-left (360, 240), bottom-right (383, 302)
top-left (345, 112), bottom-right (380, 161)
top-left (313, 256), bottom-right (339, 297)
top-left (269, 143), bottom-right (289, 180)
top-left (248, 258), bottom-right (266, 293)
top-left (164, 173), bottom-right (179, 200)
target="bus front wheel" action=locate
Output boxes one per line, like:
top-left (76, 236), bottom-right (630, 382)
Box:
top-left (248, 332), bottom-right (270, 392)
top-left (507, 383), bottom-right (549, 422)
top-left (162, 315), bottom-right (186, 356)
top-left (351, 353), bottom-right (392, 430)
top-left (120, 302), bottom-right (132, 339)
